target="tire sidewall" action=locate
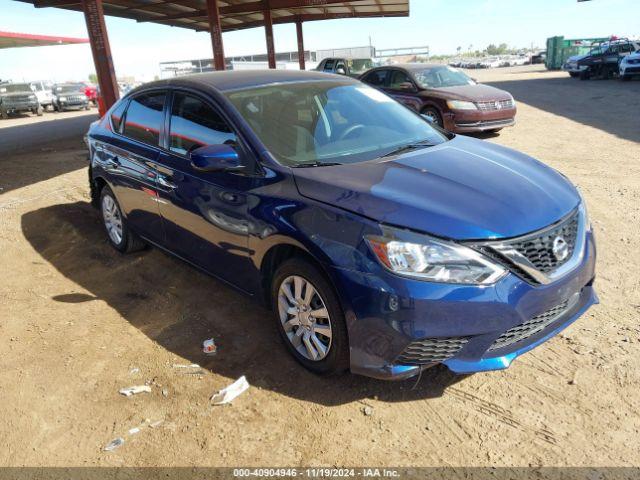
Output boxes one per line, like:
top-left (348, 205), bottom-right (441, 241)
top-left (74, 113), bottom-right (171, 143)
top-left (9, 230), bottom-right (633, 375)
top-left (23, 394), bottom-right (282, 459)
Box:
top-left (271, 258), bottom-right (349, 375)
top-left (100, 186), bottom-right (128, 252)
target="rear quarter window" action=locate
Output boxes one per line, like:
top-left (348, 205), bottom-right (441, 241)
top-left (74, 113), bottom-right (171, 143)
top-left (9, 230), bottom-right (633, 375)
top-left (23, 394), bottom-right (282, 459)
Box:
top-left (122, 92), bottom-right (166, 146)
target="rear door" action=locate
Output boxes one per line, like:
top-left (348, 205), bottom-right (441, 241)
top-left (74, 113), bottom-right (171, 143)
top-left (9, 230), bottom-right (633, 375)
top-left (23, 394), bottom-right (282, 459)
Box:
top-left (100, 91), bottom-right (166, 243)
top-left (154, 90), bottom-right (257, 290)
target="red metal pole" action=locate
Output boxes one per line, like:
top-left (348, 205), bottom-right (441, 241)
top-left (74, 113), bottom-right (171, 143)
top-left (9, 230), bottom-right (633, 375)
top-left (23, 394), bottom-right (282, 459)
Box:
top-left (296, 19), bottom-right (305, 70)
top-left (206, 0), bottom-right (226, 70)
top-left (264, 8), bottom-right (276, 69)
top-left (81, 0), bottom-right (119, 111)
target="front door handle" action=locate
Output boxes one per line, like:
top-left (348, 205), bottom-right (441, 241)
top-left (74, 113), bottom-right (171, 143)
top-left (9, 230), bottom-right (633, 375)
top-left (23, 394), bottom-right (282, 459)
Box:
top-left (157, 175), bottom-right (177, 190)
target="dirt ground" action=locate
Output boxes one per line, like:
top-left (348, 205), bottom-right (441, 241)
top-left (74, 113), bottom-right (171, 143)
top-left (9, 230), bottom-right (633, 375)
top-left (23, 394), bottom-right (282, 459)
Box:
top-left (1, 66), bottom-right (639, 467)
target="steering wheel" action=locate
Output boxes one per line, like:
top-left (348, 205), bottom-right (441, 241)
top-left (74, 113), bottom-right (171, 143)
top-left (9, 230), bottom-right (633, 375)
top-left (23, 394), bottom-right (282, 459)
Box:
top-left (339, 124), bottom-right (365, 141)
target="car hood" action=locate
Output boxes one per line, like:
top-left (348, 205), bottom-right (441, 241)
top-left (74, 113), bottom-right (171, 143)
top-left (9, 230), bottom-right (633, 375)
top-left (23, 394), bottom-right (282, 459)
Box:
top-left (421, 83), bottom-right (512, 102)
top-left (623, 52), bottom-right (640, 61)
top-left (292, 135), bottom-right (580, 240)
top-left (566, 54), bottom-right (587, 63)
top-left (1, 92), bottom-right (34, 100)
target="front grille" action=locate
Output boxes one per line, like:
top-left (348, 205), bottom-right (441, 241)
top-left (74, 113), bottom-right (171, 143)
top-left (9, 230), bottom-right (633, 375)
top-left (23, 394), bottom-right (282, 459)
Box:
top-left (476, 99), bottom-right (514, 111)
top-left (505, 212), bottom-right (579, 273)
top-left (65, 95), bottom-right (85, 103)
top-left (12, 95), bottom-right (32, 102)
top-left (488, 295), bottom-right (578, 351)
top-left (397, 337), bottom-right (469, 365)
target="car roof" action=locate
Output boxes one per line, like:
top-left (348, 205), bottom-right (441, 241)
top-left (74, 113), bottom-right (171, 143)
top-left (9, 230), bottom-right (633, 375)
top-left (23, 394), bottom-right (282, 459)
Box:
top-left (131, 70), bottom-right (357, 95)
top-left (370, 63), bottom-right (450, 71)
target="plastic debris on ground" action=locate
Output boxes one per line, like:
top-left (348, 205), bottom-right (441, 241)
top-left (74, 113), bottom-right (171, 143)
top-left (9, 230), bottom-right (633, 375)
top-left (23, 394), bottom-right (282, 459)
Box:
top-left (128, 427), bottom-right (141, 435)
top-left (129, 367), bottom-right (140, 375)
top-left (210, 375), bottom-right (250, 405)
top-left (149, 420), bottom-right (164, 429)
top-left (119, 385), bottom-right (151, 397)
top-left (172, 363), bottom-right (200, 369)
top-left (104, 437), bottom-right (124, 452)
top-left (203, 338), bottom-right (217, 355)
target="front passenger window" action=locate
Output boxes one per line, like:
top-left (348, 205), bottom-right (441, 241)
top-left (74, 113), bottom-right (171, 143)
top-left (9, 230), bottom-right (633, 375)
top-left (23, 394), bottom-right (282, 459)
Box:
top-left (169, 93), bottom-right (237, 156)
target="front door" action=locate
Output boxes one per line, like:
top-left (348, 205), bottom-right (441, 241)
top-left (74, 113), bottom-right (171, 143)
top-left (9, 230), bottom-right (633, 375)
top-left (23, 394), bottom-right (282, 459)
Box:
top-left (155, 91), bottom-right (257, 291)
top-left (384, 70), bottom-right (422, 112)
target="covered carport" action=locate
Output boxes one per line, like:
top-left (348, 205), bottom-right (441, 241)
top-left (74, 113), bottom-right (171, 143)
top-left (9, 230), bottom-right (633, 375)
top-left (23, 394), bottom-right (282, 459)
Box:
top-left (0, 30), bottom-right (89, 49)
top-left (14, 0), bottom-right (409, 111)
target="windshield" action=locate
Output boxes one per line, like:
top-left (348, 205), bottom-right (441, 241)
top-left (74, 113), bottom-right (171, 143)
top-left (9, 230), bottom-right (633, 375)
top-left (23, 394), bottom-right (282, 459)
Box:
top-left (0, 83), bottom-right (32, 93)
top-left (348, 59), bottom-right (374, 74)
top-left (225, 81), bottom-right (448, 166)
top-left (55, 84), bottom-right (83, 93)
top-left (413, 66), bottom-right (475, 89)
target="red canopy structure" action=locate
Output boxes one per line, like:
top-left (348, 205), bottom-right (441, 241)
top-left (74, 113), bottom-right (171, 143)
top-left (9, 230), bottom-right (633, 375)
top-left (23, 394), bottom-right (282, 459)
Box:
top-left (14, 0), bottom-right (410, 110)
top-left (0, 30), bottom-right (89, 49)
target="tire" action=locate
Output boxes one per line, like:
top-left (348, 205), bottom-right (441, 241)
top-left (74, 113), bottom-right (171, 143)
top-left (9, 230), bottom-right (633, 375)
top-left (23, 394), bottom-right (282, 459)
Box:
top-left (569, 72), bottom-right (579, 78)
top-left (0, 110), bottom-right (9, 120)
top-left (84, 104), bottom-right (90, 111)
top-left (271, 257), bottom-right (349, 376)
top-left (580, 69), bottom-right (591, 80)
top-left (99, 186), bottom-right (146, 253)
top-left (421, 107), bottom-right (444, 128)
top-left (621, 74), bottom-right (631, 82)
top-left (36, 106), bottom-right (43, 116)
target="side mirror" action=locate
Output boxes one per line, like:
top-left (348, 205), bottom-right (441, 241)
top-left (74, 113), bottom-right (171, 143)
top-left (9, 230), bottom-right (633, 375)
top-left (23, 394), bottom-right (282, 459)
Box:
top-left (399, 81), bottom-right (416, 91)
top-left (421, 114), bottom-right (435, 124)
top-left (190, 144), bottom-right (242, 172)
top-left (335, 67), bottom-right (347, 75)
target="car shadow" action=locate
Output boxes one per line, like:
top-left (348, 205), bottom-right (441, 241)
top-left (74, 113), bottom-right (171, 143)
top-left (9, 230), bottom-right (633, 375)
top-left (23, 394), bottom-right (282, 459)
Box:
top-left (484, 75), bottom-right (640, 143)
top-left (21, 201), bottom-right (469, 406)
top-left (0, 113), bottom-right (95, 194)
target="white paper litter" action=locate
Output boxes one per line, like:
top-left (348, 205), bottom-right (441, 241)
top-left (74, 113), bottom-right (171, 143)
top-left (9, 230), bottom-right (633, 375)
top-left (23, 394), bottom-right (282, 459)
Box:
top-left (210, 375), bottom-right (250, 405)
top-left (128, 427), bottom-right (141, 435)
top-left (119, 385), bottom-right (151, 397)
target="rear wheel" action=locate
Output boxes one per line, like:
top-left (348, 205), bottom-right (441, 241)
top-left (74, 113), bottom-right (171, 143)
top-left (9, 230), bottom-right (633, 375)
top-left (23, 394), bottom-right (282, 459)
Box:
top-left (421, 107), bottom-right (444, 128)
top-left (100, 186), bottom-right (146, 253)
top-left (271, 257), bottom-right (349, 376)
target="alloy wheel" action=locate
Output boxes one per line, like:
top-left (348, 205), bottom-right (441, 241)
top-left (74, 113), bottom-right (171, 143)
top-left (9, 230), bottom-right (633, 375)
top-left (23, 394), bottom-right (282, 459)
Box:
top-left (277, 275), bottom-right (332, 361)
top-left (102, 194), bottom-right (123, 245)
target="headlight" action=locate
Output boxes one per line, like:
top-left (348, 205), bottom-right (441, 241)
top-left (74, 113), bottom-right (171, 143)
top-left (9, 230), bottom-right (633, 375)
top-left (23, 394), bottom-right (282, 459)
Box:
top-left (366, 229), bottom-right (507, 285)
top-left (446, 100), bottom-right (478, 111)
top-left (59, 96), bottom-right (67, 102)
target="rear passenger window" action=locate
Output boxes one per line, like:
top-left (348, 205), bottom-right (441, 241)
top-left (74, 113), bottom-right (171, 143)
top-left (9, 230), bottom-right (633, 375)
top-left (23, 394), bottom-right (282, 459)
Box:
top-left (169, 92), bottom-right (236, 155)
top-left (122, 92), bottom-right (165, 146)
top-left (110, 100), bottom-right (127, 133)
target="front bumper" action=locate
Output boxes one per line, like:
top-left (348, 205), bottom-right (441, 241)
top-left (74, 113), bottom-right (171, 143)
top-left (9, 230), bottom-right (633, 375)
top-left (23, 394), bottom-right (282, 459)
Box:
top-left (563, 64), bottom-right (588, 74)
top-left (445, 107), bottom-right (517, 133)
top-left (620, 64), bottom-right (640, 76)
top-left (2, 102), bottom-right (38, 113)
top-left (331, 230), bottom-right (597, 380)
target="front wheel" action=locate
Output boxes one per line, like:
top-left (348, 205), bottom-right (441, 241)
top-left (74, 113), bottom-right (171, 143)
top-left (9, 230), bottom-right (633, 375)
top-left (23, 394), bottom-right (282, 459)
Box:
top-left (100, 186), bottom-right (146, 253)
top-left (271, 257), bottom-right (349, 376)
top-left (0, 110), bottom-right (9, 120)
top-left (621, 74), bottom-right (631, 82)
top-left (569, 72), bottom-right (579, 78)
top-left (421, 107), bottom-right (444, 128)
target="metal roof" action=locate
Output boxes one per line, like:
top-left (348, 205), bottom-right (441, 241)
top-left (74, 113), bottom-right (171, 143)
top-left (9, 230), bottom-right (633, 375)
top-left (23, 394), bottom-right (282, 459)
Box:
top-left (0, 30), bottom-right (89, 49)
top-left (15, 0), bottom-right (409, 33)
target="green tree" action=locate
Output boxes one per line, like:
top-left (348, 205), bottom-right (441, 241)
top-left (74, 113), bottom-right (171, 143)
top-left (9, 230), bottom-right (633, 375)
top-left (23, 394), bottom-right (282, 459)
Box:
top-left (88, 73), bottom-right (98, 84)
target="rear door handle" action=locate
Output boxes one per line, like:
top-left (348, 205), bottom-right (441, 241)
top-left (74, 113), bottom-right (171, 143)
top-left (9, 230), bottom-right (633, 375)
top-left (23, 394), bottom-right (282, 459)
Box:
top-left (157, 175), bottom-right (177, 190)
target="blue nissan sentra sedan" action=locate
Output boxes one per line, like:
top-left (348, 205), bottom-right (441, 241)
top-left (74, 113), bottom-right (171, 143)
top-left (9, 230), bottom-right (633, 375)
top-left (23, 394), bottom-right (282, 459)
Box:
top-left (86, 70), bottom-right (597, 380)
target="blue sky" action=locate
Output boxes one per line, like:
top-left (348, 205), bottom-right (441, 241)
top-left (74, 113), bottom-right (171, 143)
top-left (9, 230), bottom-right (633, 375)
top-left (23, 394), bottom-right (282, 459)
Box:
top-left (0, 0), bottom-right (635, 82)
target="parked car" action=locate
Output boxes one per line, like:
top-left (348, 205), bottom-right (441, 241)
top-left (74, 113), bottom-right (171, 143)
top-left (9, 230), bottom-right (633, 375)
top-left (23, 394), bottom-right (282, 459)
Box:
top-left (52, 83), bottom-right (90, 111)
top-left (85, 70), bottom-right (597, 380)
top-left (314, 57), bottom-right (374, 77)
top-left (30, 80), bottom-right (54, 110)
top-left (619, 49), bottom-right (640, 80)
top-left (83, 83), bottom-right (98, 105)
top-left (360, 64), bottom-right (516, 133)
top-left (531, 51), bottom-right (546, 64)
top-left (575, 39), bottom-right (639, 80)
top-left (0, 82), bottom-right (42, 119)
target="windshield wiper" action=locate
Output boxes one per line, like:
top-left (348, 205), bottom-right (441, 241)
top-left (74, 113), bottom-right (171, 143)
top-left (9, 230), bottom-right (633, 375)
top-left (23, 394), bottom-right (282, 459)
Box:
top-left (291, 161), bottom-right (343, 168)
top-left (380, 140), bottom-right (437, 158)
